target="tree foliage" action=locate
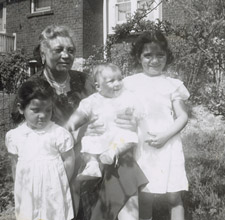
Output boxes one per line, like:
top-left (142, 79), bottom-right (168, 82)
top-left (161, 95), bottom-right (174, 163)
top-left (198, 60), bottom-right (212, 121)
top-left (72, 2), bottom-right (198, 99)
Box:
top-left (84, 0), bottom-right (225, 117)
top-left (0, 50), bottom-right (29, 94)
top-left (167, 0), bottom-right (225, 115)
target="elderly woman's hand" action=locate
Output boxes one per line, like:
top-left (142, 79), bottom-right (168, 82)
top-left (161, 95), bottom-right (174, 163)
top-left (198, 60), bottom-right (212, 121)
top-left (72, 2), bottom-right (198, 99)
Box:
top-left (114, 108), bottom-right (137, 132)
top-left (85, 115), bottom-right (106, 136)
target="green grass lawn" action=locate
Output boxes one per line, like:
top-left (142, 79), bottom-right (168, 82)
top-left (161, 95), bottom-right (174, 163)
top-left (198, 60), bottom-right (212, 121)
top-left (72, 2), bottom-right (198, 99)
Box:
top-left (0, 104), bottom-right (224, 220)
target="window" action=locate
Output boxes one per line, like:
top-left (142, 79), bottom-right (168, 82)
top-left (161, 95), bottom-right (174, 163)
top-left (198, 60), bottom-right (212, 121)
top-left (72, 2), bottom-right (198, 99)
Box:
top-left (0, 2), bottom-right (6, 33)
top-left (31, 0), bottom-right (51, 13)
top-left (137, 0), bottom-right (158, 21)
top-left (105, 0), bottom-right (162, 35)
top-left (0, 4), bottom-right (3, 31)
top-left (116, 0), bottom-right (131, 23)
top-left (138, 0), bottom-right (153, 11)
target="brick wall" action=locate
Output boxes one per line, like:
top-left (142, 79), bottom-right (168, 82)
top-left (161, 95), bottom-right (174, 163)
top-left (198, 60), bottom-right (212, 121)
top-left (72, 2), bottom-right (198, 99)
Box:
top-left (5, 0), bottom-right (185, 60)
top-left (6, 0), bottom-right (84, 58)
top-left (162, 1), bottom-right (186, 25)
top-left (83, 0), bottom-right (103, 58)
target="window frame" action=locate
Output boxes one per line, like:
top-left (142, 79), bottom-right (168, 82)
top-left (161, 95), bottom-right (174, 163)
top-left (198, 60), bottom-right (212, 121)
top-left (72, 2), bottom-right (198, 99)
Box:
top-left (31, 0), bottom-right (52, 14)
top-left (106, 0), bottom-right (162, 35)
top-left (0, 2), bottom-right (6, 33)
top-left (115, 0), bottom-right (132, 24)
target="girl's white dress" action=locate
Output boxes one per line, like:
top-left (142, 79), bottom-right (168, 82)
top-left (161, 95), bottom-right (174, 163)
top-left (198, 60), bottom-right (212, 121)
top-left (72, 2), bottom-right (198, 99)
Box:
top-left (5, 122), bottom-right (74, 220)
top-left (124, 73), bottom-right (190, 193)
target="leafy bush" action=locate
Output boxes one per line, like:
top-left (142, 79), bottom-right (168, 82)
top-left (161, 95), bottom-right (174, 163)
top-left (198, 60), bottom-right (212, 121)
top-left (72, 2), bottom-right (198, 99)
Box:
top-left (0, 50), bottom-right (29, 94)
top-left (84, 0), bottom-right (225, 117)
top-left (0, 149), bottom-right (14, 214)
top-left (166, 0), bottom-right (225, 116)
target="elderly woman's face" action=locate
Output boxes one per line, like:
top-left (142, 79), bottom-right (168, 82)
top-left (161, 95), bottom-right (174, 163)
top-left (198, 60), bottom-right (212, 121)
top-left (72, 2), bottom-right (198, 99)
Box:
top-left (43, 36), bottom-right (75, 74)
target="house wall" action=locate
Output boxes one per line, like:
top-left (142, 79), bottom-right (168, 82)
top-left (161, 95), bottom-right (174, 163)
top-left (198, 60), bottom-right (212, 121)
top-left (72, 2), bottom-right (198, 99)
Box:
top-left (5, 0), bottom-right (185, 60)
top-left (6, 0), bottom-right (84, 58)
top-left (83, 0), bottom-right (103, 58)
top-left (162, 1), bottom-right (186, 25)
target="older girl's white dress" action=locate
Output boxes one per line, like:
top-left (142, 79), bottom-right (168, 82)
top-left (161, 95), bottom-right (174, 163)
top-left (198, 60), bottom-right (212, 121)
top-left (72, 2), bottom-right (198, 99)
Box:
top-left (124, 73), bottom-right (189, 193)
top-left (5, 122), bottom-right (74, 220)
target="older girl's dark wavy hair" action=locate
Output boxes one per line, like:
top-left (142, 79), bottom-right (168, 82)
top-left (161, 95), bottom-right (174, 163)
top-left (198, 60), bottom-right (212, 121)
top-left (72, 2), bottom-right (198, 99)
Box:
top-left (11, 77), bottom-right (55, 124)
top-left (130, 30), bottom-right (174, 69)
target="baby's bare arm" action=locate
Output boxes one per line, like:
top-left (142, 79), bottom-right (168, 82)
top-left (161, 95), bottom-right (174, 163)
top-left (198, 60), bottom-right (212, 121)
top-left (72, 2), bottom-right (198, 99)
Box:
top-left (64, 110), bottom-right (88, 132)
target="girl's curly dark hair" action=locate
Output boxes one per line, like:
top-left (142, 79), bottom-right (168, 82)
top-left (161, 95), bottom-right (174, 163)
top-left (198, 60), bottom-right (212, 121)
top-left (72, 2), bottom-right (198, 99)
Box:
top-left (11, 77), bottom-right (55, 124)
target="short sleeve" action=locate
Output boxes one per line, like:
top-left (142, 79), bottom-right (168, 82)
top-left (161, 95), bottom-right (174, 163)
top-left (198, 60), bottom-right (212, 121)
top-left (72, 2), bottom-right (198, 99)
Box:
top-left (5, 131), bottom-right (18, 155)
top-left (56, 128), bottom-right (74, 153)
top-left (76, 97), bottom-right (92, 118)
top-left (171, 83), bottom-right (190, 101)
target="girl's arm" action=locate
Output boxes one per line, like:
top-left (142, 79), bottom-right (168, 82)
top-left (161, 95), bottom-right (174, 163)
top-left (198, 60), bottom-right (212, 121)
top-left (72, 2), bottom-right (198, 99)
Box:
top-left (146, 100), bottom-right (188, 148)
top-left (61, 148), bottom-right (75, 182)
top-left (9, 153), bottom-right (18, 182)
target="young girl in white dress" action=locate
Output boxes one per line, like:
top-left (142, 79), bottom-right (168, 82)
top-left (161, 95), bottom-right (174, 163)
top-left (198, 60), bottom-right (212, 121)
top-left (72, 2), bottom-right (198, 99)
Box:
top-left (124, 30), bottom-right (190, 220)
top-left (5, 78), bottom-right (75, 220)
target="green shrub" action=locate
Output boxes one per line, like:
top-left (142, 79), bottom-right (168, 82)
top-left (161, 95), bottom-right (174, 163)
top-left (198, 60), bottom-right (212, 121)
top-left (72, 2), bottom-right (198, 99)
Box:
top-left (0, 137), bottom-right (14, 214)
top-left (0, 50), bottom-right (29, 94)
top-left (84, 0), bottom-right (225, 118)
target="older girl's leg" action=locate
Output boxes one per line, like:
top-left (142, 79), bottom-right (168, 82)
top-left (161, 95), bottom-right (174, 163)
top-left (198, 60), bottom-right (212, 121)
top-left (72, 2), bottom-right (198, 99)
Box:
top-left (139, 192), bottom-right (153, 220)
top-left (167, 191), bottom-right (184, 220)
top-left (118, 193), bottom-right (138, 220)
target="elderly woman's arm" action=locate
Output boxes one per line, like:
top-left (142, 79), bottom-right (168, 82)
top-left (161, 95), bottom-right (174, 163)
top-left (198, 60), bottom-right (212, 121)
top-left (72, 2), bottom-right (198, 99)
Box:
top-left (85, 107), bottom-right (136, 137)
top-left (114, 108), bottom-right (137, 132)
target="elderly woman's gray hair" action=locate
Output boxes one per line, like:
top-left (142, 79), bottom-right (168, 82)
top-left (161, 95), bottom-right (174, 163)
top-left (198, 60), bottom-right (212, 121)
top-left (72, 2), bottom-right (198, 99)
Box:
top-left (39, 25), bottom-right (76, 53)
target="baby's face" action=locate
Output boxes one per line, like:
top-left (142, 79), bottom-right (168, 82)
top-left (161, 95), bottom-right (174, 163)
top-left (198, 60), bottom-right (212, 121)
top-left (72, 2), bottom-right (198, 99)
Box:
top-left (97, 68), bottom-right (123, 98)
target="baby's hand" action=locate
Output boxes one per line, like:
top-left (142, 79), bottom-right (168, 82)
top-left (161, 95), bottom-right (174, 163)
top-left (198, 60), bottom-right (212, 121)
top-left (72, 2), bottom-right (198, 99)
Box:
top-left (99, 149), bottom-right (116, 165)
top-left (145, 131), bottom-right (170, 148)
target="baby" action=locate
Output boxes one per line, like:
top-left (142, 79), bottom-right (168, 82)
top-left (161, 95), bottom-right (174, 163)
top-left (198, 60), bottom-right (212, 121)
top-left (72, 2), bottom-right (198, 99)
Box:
top-left (66, 63), bottom-right (140, 180)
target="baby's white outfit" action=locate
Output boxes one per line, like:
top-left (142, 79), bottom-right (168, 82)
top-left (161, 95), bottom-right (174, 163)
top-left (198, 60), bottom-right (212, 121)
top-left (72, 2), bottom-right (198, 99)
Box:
top-left (78, 90), bottom-right (140, 155)
top-left (5, 122), bottom-right (74, 220)
top-left (124, 73), bottom-right (190, 193)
